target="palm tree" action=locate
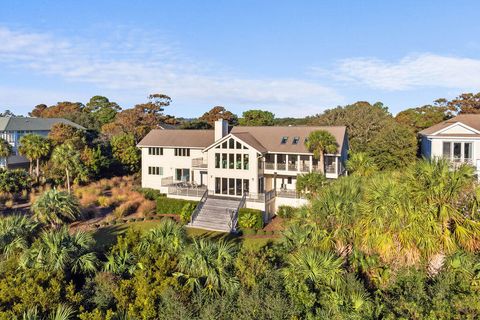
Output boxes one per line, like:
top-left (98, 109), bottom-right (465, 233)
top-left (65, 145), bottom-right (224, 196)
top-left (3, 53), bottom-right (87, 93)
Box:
top-left (296, 172), bottom-right (327, 198)
top-left (22, 304), bottom-right (75, 320)
top-left (282, 247), bottom-right (345, 311)
top-left (175, 239), bottom-right (238, 294)
top-left (140, 218), bottom-right (186, 255)
top-left (32, 189), bottom-right (80, 228)
top-left (346, 152), bottom-right (377, 177)
top-left (18, 134), bottom-right (51, 177)
top-left (20, 226), bottom-right (98, 275)
top-left (0, 137), bottom-right (12, 167)
top-left (305, 130), bottom-right (338, 174)
top-left (51, 143), bottom-right (86, 193)
top-left (0, 215), bottom-right (38, 257)
top-left (103, 247), bottom-right (138, 276)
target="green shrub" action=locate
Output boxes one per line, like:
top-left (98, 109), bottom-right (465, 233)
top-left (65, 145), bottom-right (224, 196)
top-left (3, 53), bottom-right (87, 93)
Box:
top-left (129, 218), bottom-right (135, 222)
top-left (256, 229), bottom-right (266, 235)
top-left (136, 187), bottom-right (164, 200)
top-left (238, 208), bottom-right (263, 229)
top-left (277, 205), bottom-right (296, 219)
top-left (242, 228), bottom-right (256, 236)
top-left (111, 220), bottom-right (117, 225)
top-left (156, 197), bottom-right (197, 215)
top-left (180, 202), bottom-right (197, 224)
top-left (147, 216), bottom-right (154, 220)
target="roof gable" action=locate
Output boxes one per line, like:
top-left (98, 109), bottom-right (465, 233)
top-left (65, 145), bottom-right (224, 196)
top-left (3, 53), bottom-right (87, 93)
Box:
top-left (203, 133), bottom-right (267, 153)
top-left (420, 114), bottom-right (480, 136)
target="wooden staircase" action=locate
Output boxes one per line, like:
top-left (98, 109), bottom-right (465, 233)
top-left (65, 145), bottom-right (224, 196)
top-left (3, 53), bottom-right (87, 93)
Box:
top-left (188, 196), bottom-right (242, 233)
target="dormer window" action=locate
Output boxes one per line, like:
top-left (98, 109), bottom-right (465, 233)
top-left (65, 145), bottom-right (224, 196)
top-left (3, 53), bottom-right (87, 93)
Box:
top-left (281, 136), bottom-right (288, 144)
top-left (292, 137), bottom-right (300, 144)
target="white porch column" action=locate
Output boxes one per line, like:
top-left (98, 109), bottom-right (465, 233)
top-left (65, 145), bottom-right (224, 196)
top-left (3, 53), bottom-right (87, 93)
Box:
top-left (285, 154), bottom-right (289, 170)
top-left (309, 155), bottom-right (313, 172)
top-left (274, 153), bottom-right (277, 170)
top-left (297, 155), bottom-right (301, 172)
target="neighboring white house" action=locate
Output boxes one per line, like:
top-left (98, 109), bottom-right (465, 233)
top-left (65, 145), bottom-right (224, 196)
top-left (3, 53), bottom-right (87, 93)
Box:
top-left (0, 117), bottom-right (84, 169)
top-left (138, 119), bottom-right (348, 220)
top-left (419, 114), bottom-right (480, 172)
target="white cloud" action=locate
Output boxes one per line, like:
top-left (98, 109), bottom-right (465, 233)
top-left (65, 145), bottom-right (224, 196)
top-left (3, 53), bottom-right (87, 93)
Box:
top-left (333, 53), bottom-right (480, 91)
top-left (0, 26), bottom-right (342, 117)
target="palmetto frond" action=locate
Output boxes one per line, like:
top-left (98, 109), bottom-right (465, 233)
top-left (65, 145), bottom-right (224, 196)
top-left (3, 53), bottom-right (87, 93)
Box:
top-left (20, 227), bottom-right (98, 275)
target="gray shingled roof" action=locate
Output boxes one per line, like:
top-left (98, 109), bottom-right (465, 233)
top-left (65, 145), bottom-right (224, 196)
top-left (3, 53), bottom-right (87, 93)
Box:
top-left (0, 117), bottom-right (84, 131)
top-left (138, 125), bottom-right (347, 155)
top-left (137, 129), bottom-right (215, 148)
top-left (231, 126), bottom-right (347, 154)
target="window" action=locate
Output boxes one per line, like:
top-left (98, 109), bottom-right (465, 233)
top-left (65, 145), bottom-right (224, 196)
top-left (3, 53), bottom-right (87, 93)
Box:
top-left (287, 177), bottom-right (292, 184)
top-left (292, 137), bottom-right (300, 144)
top-left (281, 136), bottom-right (288, 144)
top-left (229, 154), bottom-right (235, 169)
top-left (236, 154), bottom-right (242, 169)
top-left (175, 169), bottom-right (190, 181)
top-left (442, 142), bottom-right (451, 158)
top-left (229, 138), bottom-right (235, 149)
top-left (453, 142), bottom-right (461, 160)
top-left (174, 148), bottom-right (190, 157)
top-left (215, 153), bottom-right (220, 168)
top-left (236, 141), bottom-right (242, 149)
top-left (148, 166), bottom-right (163, 175)
top-left (243, 154), bottom-right (249, 170)
top-left (148, 147), bottom-right (163, 155)
top-left (465, 143), bottom-right (472, 160)
top-left (222, 141), bottom-right (228, 149)
top-left (442, 141), bottom-right (473, 163)
top-left (222, 154), bottom-right (227, 169)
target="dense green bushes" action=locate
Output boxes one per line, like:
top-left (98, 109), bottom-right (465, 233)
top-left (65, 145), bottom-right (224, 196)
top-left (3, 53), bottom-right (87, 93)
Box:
top-left (156, 197), bottom-right (197, 215)
top-left (277, 205), bottom-right (296, 218)
top-left (180, 203), bottom-right (196, 224)
top-left (135, 187), bottom-right (166, 200)
top-left (238, 208), bottom-right (263, 229)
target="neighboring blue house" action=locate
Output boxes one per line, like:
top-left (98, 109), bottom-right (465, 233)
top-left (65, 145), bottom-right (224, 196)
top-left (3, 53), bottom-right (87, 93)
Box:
top-left (0, 117), bottom-right (84, 169)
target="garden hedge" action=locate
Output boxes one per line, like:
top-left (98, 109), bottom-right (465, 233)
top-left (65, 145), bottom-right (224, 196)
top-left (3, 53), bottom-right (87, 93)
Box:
top-left (238, 208), bottom-right (263, 229)
top-left (156, 197), bottom-right (198, 215)
top-left (277, 205), bottom-right (296, 219)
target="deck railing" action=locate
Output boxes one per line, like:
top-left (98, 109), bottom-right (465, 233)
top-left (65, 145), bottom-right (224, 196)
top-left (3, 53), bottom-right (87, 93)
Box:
top-left (190, 189), bottom-right (208, 224)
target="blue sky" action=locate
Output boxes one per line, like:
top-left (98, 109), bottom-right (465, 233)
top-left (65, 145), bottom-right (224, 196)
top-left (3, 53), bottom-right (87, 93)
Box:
top-left (1, 1), bottom-right (480, 117)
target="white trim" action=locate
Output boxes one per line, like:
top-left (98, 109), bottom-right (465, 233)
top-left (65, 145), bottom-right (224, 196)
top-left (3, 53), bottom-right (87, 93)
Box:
top-left (431, 122), bottom-right (480, 135)
top-left (202, 133), bottom-right (265, 154)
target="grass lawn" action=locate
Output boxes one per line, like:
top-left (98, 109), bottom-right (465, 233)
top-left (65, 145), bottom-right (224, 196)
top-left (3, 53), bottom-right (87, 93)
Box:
top-left (93, 221), bottom-right (279, 251)
top-left (92, 220), bottom-right (165, 250)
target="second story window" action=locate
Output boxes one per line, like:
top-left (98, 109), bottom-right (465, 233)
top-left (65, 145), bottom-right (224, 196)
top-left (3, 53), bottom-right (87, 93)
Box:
top-left (148, 147), bottom-right (163, 155)
top-left (174, 148), bottom-right (190, 157)
top-left (292, 137), bottom-right (300, 144)
top-left (281, 136), bottom-right (288, 144)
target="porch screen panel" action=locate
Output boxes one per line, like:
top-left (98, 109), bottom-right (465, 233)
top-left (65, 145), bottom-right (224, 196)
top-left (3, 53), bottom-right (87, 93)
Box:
top-left (442, 142), bottom-right (451, 159)
top-left (453, 143), bottom-right (461, 160)
top-left (464, 143), bottom-right (472, 161)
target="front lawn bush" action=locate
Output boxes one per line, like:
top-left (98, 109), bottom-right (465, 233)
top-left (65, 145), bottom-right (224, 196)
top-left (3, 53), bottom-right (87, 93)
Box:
top-left (238, 208), bottom-right (263, 229)
top-left (242, 228), bottom-right (256, 236)
top-left (277, 205), bottom-right (296, 219)
top-left (156, 197), bottom-right (197, 215)
top-left (136, 187), bottom-right (165, 200)
top-left (180, 202), bottom-right (196, 224)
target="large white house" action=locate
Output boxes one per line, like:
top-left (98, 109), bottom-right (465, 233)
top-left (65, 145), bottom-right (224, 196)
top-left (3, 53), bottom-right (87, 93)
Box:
top-left (0, 117), bottom-right (84, 169)
top-left (420, 114), bottom-right (480, 172)
top-left (138, 119), bottom-right (348, 231)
